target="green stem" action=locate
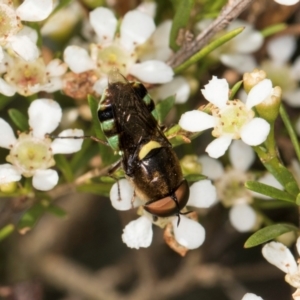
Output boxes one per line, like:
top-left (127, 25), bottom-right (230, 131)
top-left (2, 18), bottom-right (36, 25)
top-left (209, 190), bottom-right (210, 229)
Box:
top-left (173, 27), bottom-right (244, 74)
top-left (279, 104), bottom-right (300, 162)
top-left (253, 145), bottom-right (299, 198)
top-left (264, 122), bottom-right (277, 157)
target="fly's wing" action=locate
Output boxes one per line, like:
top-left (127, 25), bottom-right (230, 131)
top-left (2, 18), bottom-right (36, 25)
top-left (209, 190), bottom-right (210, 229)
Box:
top-left (107, 77), bottom-right (170, 171)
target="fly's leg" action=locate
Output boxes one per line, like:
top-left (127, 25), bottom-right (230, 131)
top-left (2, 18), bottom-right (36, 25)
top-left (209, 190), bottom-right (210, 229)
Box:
top-left (131, 189), bottom-right (136, 208)
top-left (107, 160), bottom-right (122, 201)
top-left (45, 134), bottom-right (109, 146)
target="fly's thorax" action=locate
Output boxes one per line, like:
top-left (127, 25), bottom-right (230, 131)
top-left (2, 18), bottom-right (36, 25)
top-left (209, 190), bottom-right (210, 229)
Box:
top-left (131, 82), bottom-right (158, 120)
top-left (97, 79), bottom-right (158, 152)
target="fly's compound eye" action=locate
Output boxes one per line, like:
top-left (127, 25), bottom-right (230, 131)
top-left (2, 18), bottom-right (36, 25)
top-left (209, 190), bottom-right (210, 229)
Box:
top-left (143, 179), bottom-right (190, 217)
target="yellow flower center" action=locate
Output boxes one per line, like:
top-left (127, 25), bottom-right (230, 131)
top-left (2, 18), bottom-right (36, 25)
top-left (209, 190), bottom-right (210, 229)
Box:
top-left (0, 3), bottom-right (22, 43)
top-left (91, 43), bottom-right (137, 75)
top-left (6, 132), bottom-right (55, 177)
top-left (211, 100), bottom-right (254, 139)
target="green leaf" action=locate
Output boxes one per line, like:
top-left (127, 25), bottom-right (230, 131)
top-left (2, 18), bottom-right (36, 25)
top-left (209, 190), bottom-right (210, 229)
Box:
top-left (244, 223), bottom-right (298, 248)
top-left (51, 0), bottom-right (73, 15)
top-left (70, 139), bottom-right (99, 172)
top-left (0, 224), bottom-right (15, 241)
top-left (77, 182), bottom-right (112, 197)
top-left (280, 105), bottom-right (300, 165)
top-left (260, 23), bottom-right (287, 38)
top-left (55, 154), bottom-right (74, 182)
top-left (245, 181), bottom-right (295, 203)
top-left (169, 0), bottom-right (195, 51)
top-left (174, 26), bottom-right (244, 74)
top-left (156, 95), bottom-right (175, 123)
top-left (256, 199), bottom-right (295, 209)
top-left (0, 95), bottom-right (13, 110)
top-left (46, 204), bottom-right (67, 218)
top-left (8, 109), bottom-right (29, 131)
top-left (185, 174), bottom-right (207, 182)
top-left (88, 94), bottom-right (104, 140)
top-left (230, 80), bottom-right (243, 100)
top-left (18, 202), bottom-right (45, 230)
top-left (296, 193), bottom-right (300, 205)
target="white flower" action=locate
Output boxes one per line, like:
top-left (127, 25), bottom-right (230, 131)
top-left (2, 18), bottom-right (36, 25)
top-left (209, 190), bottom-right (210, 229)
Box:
top-left (242, 293), bottom-right (263, 300)
top-left (274, 0), bottom-right (299, 5)
top-left (179, 76), bottom-right (271, 159)
top-left (262, 35), bottom-right (300, 107)
top-left (64, 7), bottom-right (173, 90)
top-left (111, 178), bottom-right (216, 249)
top-left (199, 140), bottom-right (282, 232)
top-left (171, 215), bottom-right (205, 249)
top-left (0, 164), bottom-right (21, 184)
top-left (197, 19), bottom-right (263, 74)
top-left (122, 216), bottom-right (153, 249)
top-left (0, 0), bottom-right (53, 62)
top-left (0, 57), bottom-right (67, 96)
top-left (150, 76), bottom-right (191, 104)
top-left (0, 99), bottom-right (84, 191)
top-left (41, 1), bottom-right (83, 37)
top-left (262, 237), bottom-right (300, 289)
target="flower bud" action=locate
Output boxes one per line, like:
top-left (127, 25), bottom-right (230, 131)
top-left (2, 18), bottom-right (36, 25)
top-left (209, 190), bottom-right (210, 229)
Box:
top-left (180, 155), bottom-right (202, 175)
top-left (243, 69), bottom-right (267, 93)
top-left (256, 86), bottom-right (282, 122)
top-left (0, 181), bottom-right (17, 193)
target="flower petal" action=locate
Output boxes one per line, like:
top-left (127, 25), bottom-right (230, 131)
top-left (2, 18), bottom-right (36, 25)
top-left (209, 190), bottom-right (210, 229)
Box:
top-left (246, 79), bottom-right (273, 109)
top-left (296, 236), bottom-right (300, 256)
top-left (284, 89), bottom-right (300, 107)
top-left (129, 61), bottom-right (173, 84)
top-left (0, 118), bottom-right (17, 149)
top-left (242, 293), bottom-right (263, 300)
top-left (16, 0), bottom-right (53, 22)
top-left (151, 76), bottom-right (190, 104)
top-left (0, 164), bottom-right (21, 184)
top-left (139, 20), bottom-right (172, 61)
top-left (93, 77), bottom-right (108, 95)
top-left (251, 173), bottom-right (283, 200)
top-left (274, 0), bottom-right (299, 5)
top-left (64, 46), bottom-right (95, 73)
top-left (46, 59), bottom-right (68, 77)
top-left (267, 35), bottom-right (296, 64)
top-left (89, 7), bottom-right (117, 44)
top-left (32, 169), bottom-right (59, 191)
top-left (172, 216), bottom-right (205, 249)
top-left (201, 76), bottom-right (229, 108)
top-left (28, 99), bottom-right (62, 138)
top-left (291, 57), bottom-right (300, 81)
top-left (122, 216), bottom-right (153, 249)
top-left (179, 110), bottom-right (215, 132)
top-left (220, 53), bottom-right (257, 74)
top-left (110, 179), bottom-right (141, 211)
top-left (136, 2), bottom-right (157, 17)
top-left (0, 78), bottom-right (16, 96)
top-left (229, 140), bottom-right (255, 172)
top-left (51, 129), bottom-right (84, 154)
top-left (262, 241), bottom-right (298, 274)
top-left (10, 35), bottom-right (39, 61)
top-left (229, 204), bottom-right (257, 232)
top-left (188, 180), bottom-right (217, 208)
top-left (198, 155), bottom-right (224, 180)
top-left (205, 135), bottom-right (232, 158)
top-left (120, 10), bottom-right (155, 51)
top-left (240, 118), bottom-right (270, 146)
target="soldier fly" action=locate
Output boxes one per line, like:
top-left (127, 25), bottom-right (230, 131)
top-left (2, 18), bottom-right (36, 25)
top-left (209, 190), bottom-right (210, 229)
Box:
top-left (98, 72), bottom-right (189, 219)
